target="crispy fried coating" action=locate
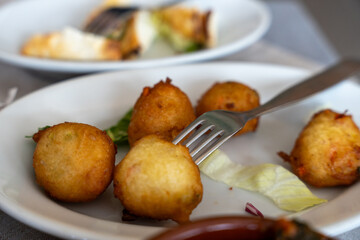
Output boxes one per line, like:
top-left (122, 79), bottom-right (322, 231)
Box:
top-left (279, 109), bottom-right (360, 187)
top-left (127, 78), bottom-right (196, 146)
top-left (33, 122), bottom-right (116, 202)
top-left (196, 81), bottom-right (260, 136)
top-left (113, 135), bottom-right (203, 223)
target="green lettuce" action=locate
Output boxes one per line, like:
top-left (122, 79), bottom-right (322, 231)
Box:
top-left (105, 108), bottom-right (132, 146)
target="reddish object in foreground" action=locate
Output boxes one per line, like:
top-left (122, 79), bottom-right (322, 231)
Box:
top-left (148, 216), bottom-right (336, 240)
top-left (245, 202), bottom-right (264, 218)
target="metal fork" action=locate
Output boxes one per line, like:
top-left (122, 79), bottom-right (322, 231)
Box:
top-left (84, 0), bottom-right (184, 35)
top-left (173, 59), bottom-right (360, 165)
top-left (84, 7), bottom-right (136, 35)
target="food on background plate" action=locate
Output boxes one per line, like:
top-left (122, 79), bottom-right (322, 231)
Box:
top-left (21, 27), bottom-right (122, 61)
top-left (85, 0), bottom-right (157, 59)
top-left (91, 0), bottom-right (217, 52)
top-left (152, 6), bottom-right (217, 52)
top-left (117, 10), bottom-right (157, 59)
top-left (21, 1), bottom-right (217, 61)
top-left (113, 135), bottom-right (203, 223)
top-left (196, 81), bottom-right (260, 136)
top-left (278, 109), bottom-right (360, 187)
top-left (127, 78), bottom-right (195, 146)
top-left (85, 0), bottom-right (131, 22)
top-left (32, 122), bottom-right (116, 202)
top-left (200, 149), bottom-right (326, 212)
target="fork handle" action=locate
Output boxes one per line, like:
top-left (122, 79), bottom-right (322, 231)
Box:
top-left (246, 59), bottom-right (360, 119)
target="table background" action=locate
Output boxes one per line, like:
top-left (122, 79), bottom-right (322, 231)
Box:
top-left (1, 0), bottom-right (359, 239)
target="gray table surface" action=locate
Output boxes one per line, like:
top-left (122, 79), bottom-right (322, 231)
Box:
top-left (1, 0), bottom-right (360, 239)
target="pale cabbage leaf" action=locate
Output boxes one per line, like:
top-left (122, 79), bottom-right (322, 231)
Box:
top-left (199, 150), bottom-right (327, 212)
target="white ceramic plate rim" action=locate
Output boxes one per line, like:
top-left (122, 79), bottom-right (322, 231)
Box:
top-left (1, 62), bottom-right (360, 240)
top-left (0, 0), bottom-right (271, 73)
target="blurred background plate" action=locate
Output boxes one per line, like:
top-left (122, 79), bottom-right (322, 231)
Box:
top-left (0, 0), bottom-right (270, 74)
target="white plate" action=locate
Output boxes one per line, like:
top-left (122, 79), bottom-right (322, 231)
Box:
top-left (1, 62), bottom-right (360, 240)
top-left (0, 0), bottom-right (270, 74)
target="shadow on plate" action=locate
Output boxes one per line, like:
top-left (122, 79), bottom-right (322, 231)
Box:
top-left (24, 69), bottom-right (86, 82)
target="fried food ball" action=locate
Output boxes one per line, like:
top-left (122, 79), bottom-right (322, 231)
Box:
top-left (33, 122), bottom-right (116, 202)
top-left (196, 81), bottom-right (260, 136)
top-left (127, 78), bottom-right (196, 146)
top-left (113, 135), bottom-right (203, 223)
top-left (278, 109), bottom-right (360, 187)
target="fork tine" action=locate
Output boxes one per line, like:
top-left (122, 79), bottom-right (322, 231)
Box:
top-left (182, 122), bottom-right (214, 147)
top-left (173, 111), bottom-right (242, 164)
top-left (192, 133), bottom-right (234, 165)
top-left (189, 128), bottom-right (224, 157)
top-left (172, 119), bottom-right (205, 145)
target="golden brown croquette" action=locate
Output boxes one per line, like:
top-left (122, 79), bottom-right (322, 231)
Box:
top-left (113, 135), bottom-right (203, 223)
top-left (33, 122), bottom-right (116, 202)
top-left (196, 81), bottom-right (260, 136)
top-left (278, 109), bottom-right (360, 187)
top-left (128, 78), bottom-right (196, 146)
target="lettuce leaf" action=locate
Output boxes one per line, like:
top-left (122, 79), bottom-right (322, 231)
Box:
top-left (199, 150), bottom-right (327, 212)
top-left (105, 108), bottom-right (132, 146)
